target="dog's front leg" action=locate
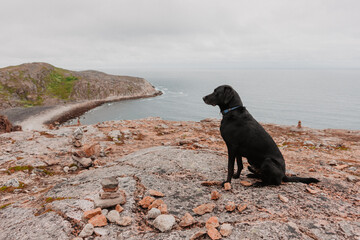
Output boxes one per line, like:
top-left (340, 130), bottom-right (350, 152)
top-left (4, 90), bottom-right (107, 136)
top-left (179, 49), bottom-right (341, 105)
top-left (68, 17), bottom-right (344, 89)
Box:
top-left (233, 155), bottom-right (243, 179)
top-left (222, 146), bottom-right (236, 186)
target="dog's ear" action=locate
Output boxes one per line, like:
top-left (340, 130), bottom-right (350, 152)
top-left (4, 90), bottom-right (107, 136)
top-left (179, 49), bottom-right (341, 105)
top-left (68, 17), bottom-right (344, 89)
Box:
top-left (224, 86), bottom-right (234, 104)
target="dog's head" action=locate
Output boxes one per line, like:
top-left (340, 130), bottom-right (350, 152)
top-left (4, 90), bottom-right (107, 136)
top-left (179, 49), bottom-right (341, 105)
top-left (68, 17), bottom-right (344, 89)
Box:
top-left (203, 85), bottom-right (242, 108)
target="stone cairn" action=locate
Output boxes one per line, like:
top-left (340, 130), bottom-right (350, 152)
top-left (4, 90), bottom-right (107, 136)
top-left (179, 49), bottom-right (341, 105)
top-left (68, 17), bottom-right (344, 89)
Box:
top-left (94, 177), bottom-right (126, 208)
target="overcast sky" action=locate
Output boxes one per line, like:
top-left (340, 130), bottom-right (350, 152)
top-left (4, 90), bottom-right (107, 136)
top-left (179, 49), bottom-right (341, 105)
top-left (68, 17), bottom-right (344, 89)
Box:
top-left (1, 0), bottom-right (359, 70)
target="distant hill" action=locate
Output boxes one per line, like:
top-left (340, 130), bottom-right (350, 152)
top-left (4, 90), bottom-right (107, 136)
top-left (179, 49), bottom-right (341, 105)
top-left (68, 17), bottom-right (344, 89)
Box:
top-left (0, 62), bottom-right (159, 109)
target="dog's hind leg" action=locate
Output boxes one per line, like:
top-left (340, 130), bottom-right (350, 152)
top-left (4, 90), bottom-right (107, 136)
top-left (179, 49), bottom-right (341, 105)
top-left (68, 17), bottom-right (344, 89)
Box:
top-left (247, 166), bottom-right (261, 179)
top-left (258, 158), bottom-right (283, 186)
top-left (233, 154), bottom-right (243, 179)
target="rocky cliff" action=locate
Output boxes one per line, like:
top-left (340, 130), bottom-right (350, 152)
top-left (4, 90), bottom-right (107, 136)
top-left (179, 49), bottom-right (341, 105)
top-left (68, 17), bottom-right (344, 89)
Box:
top-left (0, 119), bottom-right (359, 239)
top-left (0, 62), bottom-right (159, 109)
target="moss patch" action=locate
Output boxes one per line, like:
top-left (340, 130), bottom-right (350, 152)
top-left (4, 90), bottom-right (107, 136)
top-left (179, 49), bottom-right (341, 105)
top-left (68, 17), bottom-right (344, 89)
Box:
top-left (46, 68), bottom-right (78, 100)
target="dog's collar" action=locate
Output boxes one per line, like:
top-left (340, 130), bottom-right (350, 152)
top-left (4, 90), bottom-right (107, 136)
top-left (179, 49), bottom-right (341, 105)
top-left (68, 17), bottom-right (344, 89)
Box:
top-left (221, 106), bottom-right (245, 115)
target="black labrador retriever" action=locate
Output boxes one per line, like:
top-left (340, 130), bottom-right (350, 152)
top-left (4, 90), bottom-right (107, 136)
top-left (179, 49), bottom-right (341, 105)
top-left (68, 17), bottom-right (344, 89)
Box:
top-left (203, 85), bottom-right (319, 186)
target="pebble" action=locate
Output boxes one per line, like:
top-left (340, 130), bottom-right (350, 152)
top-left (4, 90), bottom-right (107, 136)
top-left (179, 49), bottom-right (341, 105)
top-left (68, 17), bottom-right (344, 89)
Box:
top-left (220, 223), bottom-right (233, 237)
top-left (205, 216), bottom-right (219, 229)
top-left (106, 210), bottom-right (120, 223)
top-left (5, 178), bottom-right (20, 188)
top-left (115, 204), bottom-right (124, 213)
top-left (347, 175), bottom-right (358, 182)
top-left (179, 212), bottom-right (196, 227)
top-left (73, 155), bottom-right (92, 168)
top-left (149, 189), bottom-right (165, 197)
top-left (237, 204), bottom-right (247, 213)
top-left (69, 166), bottom-right (78, 172)
top-left (139, 196), bottom-right (155, 208)
top-left (94, 227), bottom-right (109, 236)
top-left (101, 209), bottom-right (108, 216)
top-left (147, 208), bottom-right (161, 219)
top-left (88, 214), bottom-right (107, 227)
top-left (193, 203), bottom-right (216, 215)
top-left (240, 180), bottom-right (253, 187)
top-left (153, 214), bottom-right (176, 232)
top-left (190, 230), bottom-right (207, 240)
top-left (73, 128), bottom-right (83, 140)
top-left (63, 166), bottom-right (69, 173)
top-left (79, 223), bottom-right (94, 238)
top-left (158, 203), bottom-right (168, 214)
top-left (225, 201), bottom-right (236, 212)
top-left (149, 199), bottom-right (164, 209)
top-left (116, 216), bottom-right (133, 226)
top-left (210, 191), bottom-right (221, 200)
top-left (83, 208), bottom-right (102, 220)
top-left (278, 194), bottom-right (289, 203)
top-left (207, 227), bottom-right (222, 240)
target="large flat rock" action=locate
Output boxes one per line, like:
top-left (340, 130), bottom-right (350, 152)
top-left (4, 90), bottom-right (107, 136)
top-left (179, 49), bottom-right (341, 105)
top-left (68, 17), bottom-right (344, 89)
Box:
top-left (1, 146), bottom-right (358, 239)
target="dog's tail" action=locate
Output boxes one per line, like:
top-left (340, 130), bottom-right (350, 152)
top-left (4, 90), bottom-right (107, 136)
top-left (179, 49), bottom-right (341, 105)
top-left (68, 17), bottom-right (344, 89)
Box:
top-left (283, 175), bottom-right (319, 184)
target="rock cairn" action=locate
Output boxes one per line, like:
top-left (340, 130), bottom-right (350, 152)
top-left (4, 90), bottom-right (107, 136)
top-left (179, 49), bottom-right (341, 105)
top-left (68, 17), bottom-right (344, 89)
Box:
top-left (94, 177), bottom-right (126, 208)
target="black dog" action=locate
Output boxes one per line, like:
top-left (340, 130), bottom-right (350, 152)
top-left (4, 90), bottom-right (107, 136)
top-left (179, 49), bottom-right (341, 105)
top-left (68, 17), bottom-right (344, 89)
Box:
top-left (203, 85), bottom-right (319, 186)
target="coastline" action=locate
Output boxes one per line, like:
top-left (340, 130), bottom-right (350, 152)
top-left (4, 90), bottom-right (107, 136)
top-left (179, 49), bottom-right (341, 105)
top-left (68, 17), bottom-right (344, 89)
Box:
top-left (1, 90), bottom-right (162, 131)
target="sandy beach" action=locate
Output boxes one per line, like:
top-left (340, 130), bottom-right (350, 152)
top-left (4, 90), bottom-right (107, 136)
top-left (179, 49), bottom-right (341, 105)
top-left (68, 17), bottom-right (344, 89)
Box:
top-left (0, 91), bottom-right (162, 131)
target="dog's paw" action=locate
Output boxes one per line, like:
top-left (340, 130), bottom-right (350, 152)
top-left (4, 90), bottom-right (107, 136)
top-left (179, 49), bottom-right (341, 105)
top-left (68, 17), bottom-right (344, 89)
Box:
top-left (232, 173), bottom-right (240, 179)
top-left (251, 182), bottom-right (265, 188)
top-left (221, 181), bottom-right (230, 187)
top-left (246, 173), bottom-right (259, 179)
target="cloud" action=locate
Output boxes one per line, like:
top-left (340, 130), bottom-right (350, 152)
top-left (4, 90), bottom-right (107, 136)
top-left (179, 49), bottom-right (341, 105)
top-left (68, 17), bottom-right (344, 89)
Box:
top-left (0, 0), bottom-right (359, 70)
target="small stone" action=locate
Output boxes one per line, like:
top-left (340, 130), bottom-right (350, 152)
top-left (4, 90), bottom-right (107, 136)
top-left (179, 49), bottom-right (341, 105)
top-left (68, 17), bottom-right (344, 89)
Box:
top-left (106, 210), bottom-right (120, 223)
top-left (83, 208), bottom-right (102, 219)
top-left (73, 127), bottom-right (83, 140)
top-left (335, 164), bottom-right (348, 170)
top-left (158, 203), bottom-right (168, 214)
top-left (101, 209), bottom-right (108, 216)
top-left (193, 203), bottom-right (216, 215)
top-left (278, 194), bottom-right (289, 203)
top-left (306, 187), bottom-right (319, 194)
top-left (225, 201), bottom-right (236, 212)
top-left (79, 223), bottom-right (94, 238)
top-left (94, 227), bottom-right (109, 236)
top-left (73, 155), bottom-right (92, 168)
top-left (99, 191), bottom-right (121, 199)
top-left (210, 191), bottom-right (221, 200)
top-left (148, 208), bottom-right (161, 219)
top-left (5, 178), bottom-right (20, 188)
top-left (149, 189), bottom-right (165, 197)
top-left (190, 230), bottom-right (207, 240)
top-left (73, 140), bottom-right (82, 148)
top-left (83, 143), bottom-right (101, 158)
top-left (347, 175), bottom-right (358, 182)
top-left (115, 204), bottom-right (124, 213)
top-left (89, 214), bottom-right (107, 227)
top-left (220, 223), bottom-right (233, 237)
top-left (101, 177), bottom-right (118, 189)
top-left (63, 166), bottom-right (70, 173)
top-left (94, 195), bottom-right (126, 208)
top-left (237, 204), bottom-right (247, 213)
top-left (205, 216), bottom-right (219, 229)
top-left (179, 212), bottom-right (196, 227)
top-left (240, 180), bottom-right (252, 187)
top-left (153, 214), bottom-right (176, 232)
top-left (328, 160), bottom-right (337, 166)
top-left (149, 199), bottom-right (164, 209)
top-left (69, 166), bottom-right (78, 172)
top-left (139, 196), bottom-right (155, 208)
top-left (102, 186), bottom-right (119, 192)
top-left (207, 227), bottom-right (222, 240)
top-left (224, 182), bottom-right (231, 190)
top-left (116, 216), bottom-right (133, 226)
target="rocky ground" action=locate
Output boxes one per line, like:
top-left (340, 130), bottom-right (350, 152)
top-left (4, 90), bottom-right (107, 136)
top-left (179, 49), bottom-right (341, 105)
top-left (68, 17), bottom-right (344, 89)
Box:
top-left (0, 118), bottom-right (359, 239)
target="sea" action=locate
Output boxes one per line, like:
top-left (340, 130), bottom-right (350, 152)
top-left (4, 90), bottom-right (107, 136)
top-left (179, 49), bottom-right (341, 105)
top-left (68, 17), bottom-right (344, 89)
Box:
top-left (67, 69), bottom-right (360, 130)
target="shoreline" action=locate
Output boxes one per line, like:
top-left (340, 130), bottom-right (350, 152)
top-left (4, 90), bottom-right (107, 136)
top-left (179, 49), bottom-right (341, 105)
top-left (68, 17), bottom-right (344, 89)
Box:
top-left (2, 91), bottom-right (162, 131)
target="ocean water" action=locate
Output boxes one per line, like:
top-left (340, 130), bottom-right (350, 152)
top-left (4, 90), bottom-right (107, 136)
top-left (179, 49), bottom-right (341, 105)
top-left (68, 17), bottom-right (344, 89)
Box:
top-left (68, 69), bottom-right (360, 130)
